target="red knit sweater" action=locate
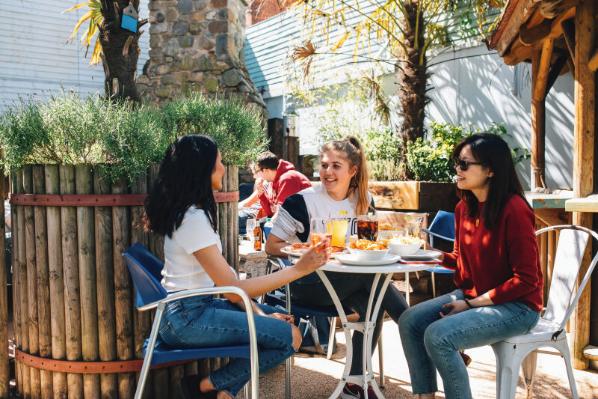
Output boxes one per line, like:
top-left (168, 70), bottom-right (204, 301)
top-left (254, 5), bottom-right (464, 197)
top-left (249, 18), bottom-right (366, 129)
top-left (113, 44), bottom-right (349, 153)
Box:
top-left (442, 195), bottom-right (543, 312)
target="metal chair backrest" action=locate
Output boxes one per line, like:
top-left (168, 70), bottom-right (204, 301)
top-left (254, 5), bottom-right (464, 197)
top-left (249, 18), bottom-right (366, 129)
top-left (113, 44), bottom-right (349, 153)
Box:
top-left (123, 243), bottom-right (168, 309)
top-left (536, 225), bottom-right (598, 331)
top-left (426, 211), bottom-right (455, 245)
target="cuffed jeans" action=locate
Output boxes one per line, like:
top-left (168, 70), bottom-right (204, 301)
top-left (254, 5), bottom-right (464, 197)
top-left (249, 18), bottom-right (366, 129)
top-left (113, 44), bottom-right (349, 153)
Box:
top-left (398, 289), bottom-right (539, 399)
top-left (158, 296), bottom-right (294, 396)
top-left (291, 271), bottom-right (408, 375)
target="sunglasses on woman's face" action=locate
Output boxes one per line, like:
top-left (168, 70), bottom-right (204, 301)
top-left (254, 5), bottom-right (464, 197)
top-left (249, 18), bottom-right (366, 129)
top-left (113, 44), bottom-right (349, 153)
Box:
top-left (454, 159), bottom-right (483, 171)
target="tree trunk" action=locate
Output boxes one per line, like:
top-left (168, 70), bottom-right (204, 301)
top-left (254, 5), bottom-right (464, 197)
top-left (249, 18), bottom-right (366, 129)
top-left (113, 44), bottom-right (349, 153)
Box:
top-left (397, 0), bottom-right (428, 146)
top-left (99, 0), bottom-right (142, 102)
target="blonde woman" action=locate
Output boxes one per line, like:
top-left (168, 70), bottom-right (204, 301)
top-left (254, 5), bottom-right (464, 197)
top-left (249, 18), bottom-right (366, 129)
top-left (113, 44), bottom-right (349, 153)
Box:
top-left (266, 137), bottom-right (408, 399)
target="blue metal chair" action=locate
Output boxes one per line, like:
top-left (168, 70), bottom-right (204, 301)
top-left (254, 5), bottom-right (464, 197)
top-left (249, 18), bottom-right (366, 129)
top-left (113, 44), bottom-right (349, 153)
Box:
top-left (123, 243), bottom-right (259, 399)
top-left (421, 211), bottom-right (456, 297)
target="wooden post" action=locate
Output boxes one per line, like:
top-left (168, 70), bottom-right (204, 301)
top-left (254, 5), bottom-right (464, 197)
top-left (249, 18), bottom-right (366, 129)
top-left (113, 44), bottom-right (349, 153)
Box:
top-left (11, 172), bottom-right (22, 393)
top-left (75, 165), bottom-right (100, 397)
top-left (23, 166), bottom-right (42, 398)
top-left (46, 166), bottom-right (68, 397)
top-left (0, 165), bottom-right (9, 397)
top-left (572, 0), bottom-right (596, 370)
top-left (147, 165), bottom-right (169, 399)
top-left (531, 39), bottom-right (553, 190)
top-left (16, 169), bottom-right (31, 397)
top-left (33, 165), bottom-right (53, 399)
top-left (112, 178), bottom-right (135, 398)
top-left (130, 173), bottom-right (152, 399)
top-left (59, 165), bottom-right (83, 397)
top-left (93, 173), bottom-right (118, 398)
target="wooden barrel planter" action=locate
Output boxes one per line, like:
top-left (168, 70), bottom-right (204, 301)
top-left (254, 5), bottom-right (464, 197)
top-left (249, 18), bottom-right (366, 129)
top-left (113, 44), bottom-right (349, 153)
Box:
top-left (10, 164), bottom-right (239, 399)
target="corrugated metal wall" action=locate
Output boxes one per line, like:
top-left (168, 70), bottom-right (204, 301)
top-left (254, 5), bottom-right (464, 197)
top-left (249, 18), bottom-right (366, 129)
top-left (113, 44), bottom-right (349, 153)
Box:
top-left (0, 0), bottom-right (149, 113)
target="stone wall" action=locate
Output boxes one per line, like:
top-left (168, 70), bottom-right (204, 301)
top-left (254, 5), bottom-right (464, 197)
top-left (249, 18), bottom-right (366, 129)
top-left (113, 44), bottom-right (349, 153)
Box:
top-left (138, 0), bottom-right (264, 107)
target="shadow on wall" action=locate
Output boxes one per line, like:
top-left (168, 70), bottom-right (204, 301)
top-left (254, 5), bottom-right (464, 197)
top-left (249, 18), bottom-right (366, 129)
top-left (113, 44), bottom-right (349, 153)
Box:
top-left (426, 45), bottom-right (574, 190)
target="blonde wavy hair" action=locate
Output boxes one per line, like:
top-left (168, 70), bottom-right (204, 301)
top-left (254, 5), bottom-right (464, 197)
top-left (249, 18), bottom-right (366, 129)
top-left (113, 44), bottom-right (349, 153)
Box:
top-left (320, 136), bottom-right (369, 215)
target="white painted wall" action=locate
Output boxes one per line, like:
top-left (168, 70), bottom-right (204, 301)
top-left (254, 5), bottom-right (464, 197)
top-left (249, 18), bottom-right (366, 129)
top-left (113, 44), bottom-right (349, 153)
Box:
top-left (287, 45), bottom-right (574, 190)
top-left (0, 0), bottom-right (149, 113)
top-left (425, 45), bottom-right (573, 190)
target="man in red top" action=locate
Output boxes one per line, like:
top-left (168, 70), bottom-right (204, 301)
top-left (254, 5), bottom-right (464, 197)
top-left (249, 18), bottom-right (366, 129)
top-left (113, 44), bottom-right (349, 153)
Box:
top-left (256, 152), bottom-right (312, 217)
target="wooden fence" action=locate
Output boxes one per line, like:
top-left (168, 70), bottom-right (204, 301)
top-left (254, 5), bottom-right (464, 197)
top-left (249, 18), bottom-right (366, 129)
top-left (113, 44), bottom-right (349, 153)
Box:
top-left (4, 164), bottom-right (239, 398)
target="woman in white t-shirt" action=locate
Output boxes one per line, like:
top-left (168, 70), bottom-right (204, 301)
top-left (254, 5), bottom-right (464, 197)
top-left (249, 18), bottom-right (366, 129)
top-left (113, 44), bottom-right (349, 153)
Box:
top-left (265, 137), bottom-right (408, 399)
top-left (145, 135), bottom-right (328, 399)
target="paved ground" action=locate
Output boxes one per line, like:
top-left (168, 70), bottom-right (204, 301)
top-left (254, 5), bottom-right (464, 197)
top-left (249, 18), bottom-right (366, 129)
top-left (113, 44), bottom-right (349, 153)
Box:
top-left (254, 319), bottom-right (598, 398)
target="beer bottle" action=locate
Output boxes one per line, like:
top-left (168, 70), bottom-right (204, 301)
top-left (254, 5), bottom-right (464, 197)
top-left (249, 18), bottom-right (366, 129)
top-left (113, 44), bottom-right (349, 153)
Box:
top-left (253, 224), bottom-right (263, 251)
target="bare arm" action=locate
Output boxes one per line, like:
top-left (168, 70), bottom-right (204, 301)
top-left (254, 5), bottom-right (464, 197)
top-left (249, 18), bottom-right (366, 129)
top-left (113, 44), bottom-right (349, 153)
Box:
top-left (265, 233), bottom-right (289, 257)
top-left (239, 189), bottom-right (260, 209)
top-left (194, 241), bottom-right (327, 303)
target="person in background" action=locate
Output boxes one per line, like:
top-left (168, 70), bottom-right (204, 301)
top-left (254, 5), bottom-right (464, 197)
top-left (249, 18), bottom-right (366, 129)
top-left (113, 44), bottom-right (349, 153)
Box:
top-left (238, 163), bottom-right (267, 236)
top-left (145, 135), bottom-right (329, 399)
top-left (398, 133), bottom-right (542, 399)
top-left (256, 151), bottom-right (311, 218)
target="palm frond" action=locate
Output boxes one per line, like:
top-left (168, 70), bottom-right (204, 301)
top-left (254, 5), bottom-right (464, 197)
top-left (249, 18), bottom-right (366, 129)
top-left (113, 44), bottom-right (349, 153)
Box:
top-left (65, 0), bottom-right (104, 65)
top-left (292, 41), bottom-right (317, 77)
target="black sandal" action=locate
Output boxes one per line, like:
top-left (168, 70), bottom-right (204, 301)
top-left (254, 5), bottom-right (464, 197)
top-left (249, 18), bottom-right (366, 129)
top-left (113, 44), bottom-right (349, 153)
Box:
top-left (181, 375), bottom-right (217, 399)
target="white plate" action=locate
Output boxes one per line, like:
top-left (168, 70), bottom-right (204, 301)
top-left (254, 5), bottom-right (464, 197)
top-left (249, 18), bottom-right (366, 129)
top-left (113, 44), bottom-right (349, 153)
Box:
top-left (336, 253), bottom-right (400, 266)
top-left (399, 249), bottom-right (443, 261)
top-left (281, 246), bottom-right (345, 259)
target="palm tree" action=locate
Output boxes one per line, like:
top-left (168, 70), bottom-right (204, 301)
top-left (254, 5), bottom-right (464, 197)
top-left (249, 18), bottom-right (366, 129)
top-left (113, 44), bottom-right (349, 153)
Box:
top-left (66, 0), bottom-right (147, 102)
top-left (292, 0), bottom-right (504, 146)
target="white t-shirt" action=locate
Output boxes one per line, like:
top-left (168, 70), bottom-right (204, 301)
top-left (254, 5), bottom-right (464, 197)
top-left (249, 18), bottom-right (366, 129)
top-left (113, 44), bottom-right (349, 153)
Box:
top-left (271, 184), bottom-right (367, 243)
top-left (162, 206), bottom-right (224, 292)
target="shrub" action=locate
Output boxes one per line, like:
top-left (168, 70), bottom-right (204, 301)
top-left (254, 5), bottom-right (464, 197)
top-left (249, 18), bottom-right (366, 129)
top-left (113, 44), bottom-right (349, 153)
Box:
top-left (161, 94), bottom-right (268, 167)
top-left (0, 93), bottom-right (268, 182)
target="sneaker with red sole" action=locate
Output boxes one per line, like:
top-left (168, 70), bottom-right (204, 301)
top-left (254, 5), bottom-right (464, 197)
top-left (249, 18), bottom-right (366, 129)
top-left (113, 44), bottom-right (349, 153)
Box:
top-left (340, 383), bottom-right (378, 399)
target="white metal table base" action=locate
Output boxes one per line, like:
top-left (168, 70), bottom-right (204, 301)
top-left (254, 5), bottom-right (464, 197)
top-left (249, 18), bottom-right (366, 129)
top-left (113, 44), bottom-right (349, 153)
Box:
top-left (316, 270), bottom-right (393, 399)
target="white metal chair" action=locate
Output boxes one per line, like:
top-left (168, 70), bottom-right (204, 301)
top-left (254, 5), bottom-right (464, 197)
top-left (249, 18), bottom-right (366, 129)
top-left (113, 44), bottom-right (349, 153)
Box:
top-left (491, 225), bottom-right (598, 399)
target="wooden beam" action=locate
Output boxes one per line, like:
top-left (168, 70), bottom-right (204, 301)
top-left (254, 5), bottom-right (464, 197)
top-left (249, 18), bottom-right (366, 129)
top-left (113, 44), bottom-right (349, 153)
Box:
top-left (563, 18), bottom-right (576, 64)
top-left (504, 37), bottom-right (534, 65)
top-left (545, 53), bottom-right (570, 93)
top-left (533, 39), bottom-right (555, 101)
top-left (572, 0), bottom-right (596, 370)
top-left (521, 20), bottom-right (552, 46)
top-left (590, 49), bottom-right (598, 72)
top-left (531, 40), bottom-right (553, 190)
top-left (548, 6), bottom-right (577, 40)
top-left (491, 0), bottom-right (537, 56)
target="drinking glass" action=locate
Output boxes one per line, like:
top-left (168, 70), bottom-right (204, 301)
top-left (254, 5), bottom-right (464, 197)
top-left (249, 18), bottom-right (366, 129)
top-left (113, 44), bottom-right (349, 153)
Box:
top-left (310, 218), bottom-right (332, 252)
top-left (246, 218), bottom-right (256, 241)
top-left (356, 215), bottom-right (378, 241)
top-left (326, 218), bottom-right (349, 248)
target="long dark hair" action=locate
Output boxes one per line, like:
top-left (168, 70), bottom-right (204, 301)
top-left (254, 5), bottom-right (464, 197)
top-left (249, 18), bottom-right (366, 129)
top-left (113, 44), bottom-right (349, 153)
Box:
top-left (452, 133), bottom-right (526, 229)
top-left (145, 135), bottom-right (219, 237)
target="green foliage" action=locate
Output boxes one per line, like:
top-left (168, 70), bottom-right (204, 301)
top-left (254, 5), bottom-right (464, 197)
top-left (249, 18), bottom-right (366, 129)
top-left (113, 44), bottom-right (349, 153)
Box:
top-left (406, 122), bottom-right (530, 182)
top-left (0, 93), bottom-right (267, 182)
top-left (161, 95), bottom-right (268, 167)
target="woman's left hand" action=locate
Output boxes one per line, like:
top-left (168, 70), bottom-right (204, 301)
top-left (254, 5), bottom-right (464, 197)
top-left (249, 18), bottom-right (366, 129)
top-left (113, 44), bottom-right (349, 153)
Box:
top-left (440, 300), bottom-right (469, 317)
top-left (269, 313), bottom-right (295, 324)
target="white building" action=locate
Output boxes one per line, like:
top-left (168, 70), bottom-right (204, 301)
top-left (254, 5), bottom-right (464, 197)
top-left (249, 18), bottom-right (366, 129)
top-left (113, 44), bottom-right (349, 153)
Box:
top-left (0, 1), bottom-right (149, 111)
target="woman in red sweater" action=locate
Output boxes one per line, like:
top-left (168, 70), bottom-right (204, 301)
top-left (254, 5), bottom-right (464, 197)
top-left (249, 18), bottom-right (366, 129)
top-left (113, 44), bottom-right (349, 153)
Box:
top-left (398, 133), bottom-right (543, 399)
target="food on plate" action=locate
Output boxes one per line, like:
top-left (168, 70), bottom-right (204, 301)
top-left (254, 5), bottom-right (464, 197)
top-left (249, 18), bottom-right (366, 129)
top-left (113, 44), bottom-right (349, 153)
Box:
top-left (395, 235), bottom-right (423, 245)
top-left (379, 222), bottom-right (394, 231)
top-left (349, 239), bottom-right (388, 251)
top-left (291, 242), bottom-right (311, 250)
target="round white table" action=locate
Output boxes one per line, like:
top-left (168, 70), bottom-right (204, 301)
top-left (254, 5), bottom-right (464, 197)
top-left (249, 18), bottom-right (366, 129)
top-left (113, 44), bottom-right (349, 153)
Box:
top-left (316, 261), bottom-right (432, 399)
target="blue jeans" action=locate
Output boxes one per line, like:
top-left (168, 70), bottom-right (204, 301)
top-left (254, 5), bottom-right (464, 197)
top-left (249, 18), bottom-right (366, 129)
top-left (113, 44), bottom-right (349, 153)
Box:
top-left (398, 289), bottom-right (539, 399)
top-left (158, 296), bottom-right (294, 396)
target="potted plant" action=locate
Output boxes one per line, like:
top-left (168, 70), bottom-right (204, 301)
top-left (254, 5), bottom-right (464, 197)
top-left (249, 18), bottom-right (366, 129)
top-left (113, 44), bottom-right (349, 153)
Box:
top-left (0, 93), bottom-right (267, 398)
